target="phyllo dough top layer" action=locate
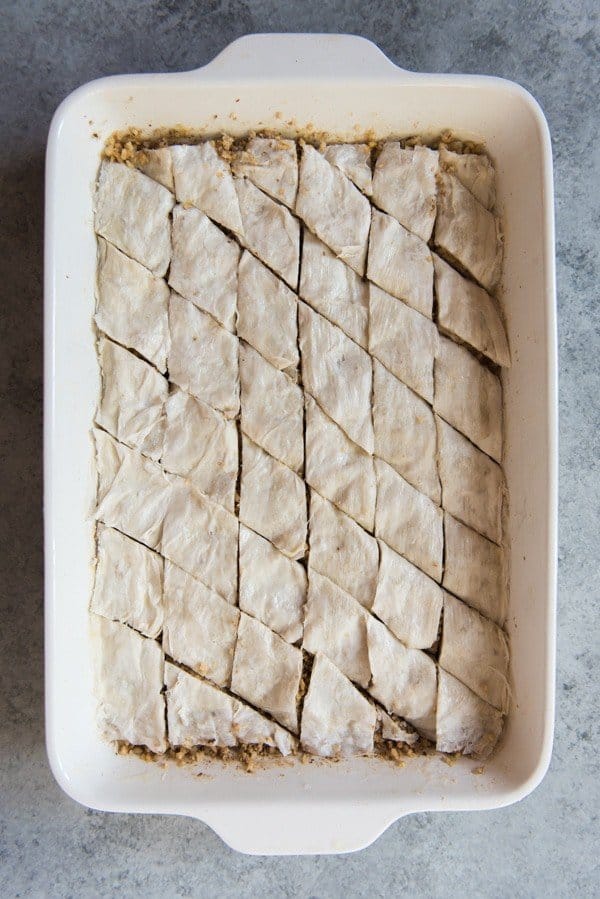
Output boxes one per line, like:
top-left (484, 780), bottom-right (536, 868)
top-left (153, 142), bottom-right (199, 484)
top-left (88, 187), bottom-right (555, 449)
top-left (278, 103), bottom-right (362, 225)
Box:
top-left (92, 136), bottom-right (508, 763)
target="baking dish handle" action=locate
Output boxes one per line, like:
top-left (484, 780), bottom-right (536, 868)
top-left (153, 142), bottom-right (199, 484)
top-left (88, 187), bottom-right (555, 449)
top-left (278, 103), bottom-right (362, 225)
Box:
top-left (192, 33), bottom-right (409, 80)
top-left (203, 803), bottom-right (407, 855)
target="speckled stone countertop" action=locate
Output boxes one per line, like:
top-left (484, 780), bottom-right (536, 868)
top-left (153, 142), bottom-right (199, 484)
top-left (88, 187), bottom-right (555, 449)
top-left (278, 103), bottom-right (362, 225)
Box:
top-left (1, 1), bottom-right (599, 895)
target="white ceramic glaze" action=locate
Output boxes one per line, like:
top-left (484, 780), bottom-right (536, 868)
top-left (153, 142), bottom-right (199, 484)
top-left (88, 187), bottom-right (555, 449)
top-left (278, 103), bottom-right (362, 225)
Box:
top-left (44, 33), bottom-right (557, 855)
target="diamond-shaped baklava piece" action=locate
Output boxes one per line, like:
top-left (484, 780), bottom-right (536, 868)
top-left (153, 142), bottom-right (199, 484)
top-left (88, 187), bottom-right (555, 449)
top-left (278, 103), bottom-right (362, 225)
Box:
top-left (171, 142), bottom-right (243, 236)
top-left (367, 209), bottom-right (434, 318)
top-left (369, 284), bottom-right (438, 403)
top-left (161, 478), bottom-right (238, 604)
top-left (433, 253), bottom-right (509, 367)
top-left (91, 525), bottom-right (164, 638)
top-left (439, 593), bottom-right (509, 713)
top-left (162, 562), bottom-right (239, 687)
top-left (303, 570), bottom-right (370, 688)
top-left (372, 541), bottom-right (443, 650)
top-left (442, 513), bottom-right (507, 625)
top-left (296, 144), bottom-right (371, 275)
top-left (233, 137), bottom-right (298, 208)
top-left (165, 663), bottom-right (295, 755)
top-left (239, 437), bottom-right (307, 559)
top-left (161, 388), bottom-right (238, 513)
top-left (434, 335), bottom-right (503, 462)
top-left (371, 143), bottom-right (438, 241)
top-left (231, 613), bottom-right (303, 732)
top-left (92, 615), bottom-right (166, 753)
top-left (136, 147), bottom-right (174, 192)
top-left (435, 171), bottom-right (502, 291)
top-left (168, 293), bottom-right (239, 418)
top-left (299, 302), bottom-right (374, 453)
top-left (299, 229), bottom-right (369, 348)
top-left (239, 524), bottom-right (307, 644)
top-left (322, 143), bottom-right (372, 195)
top-left (375, 458), bottom-right (443, 582)
top-left (436, 416), bottom-right (504, 543)
top-left (305, 396), bottom-right (376, 532)
top-left (168, 205), bottom-right (240, 331)
top-left (436, 669), bottom-right (503, 759)
top-left (95, 439), bottom-right (171, 550)
top-left (95, 161), bottom-right (174, 276)
top-left (240, 343), bottom-right (304, 473)
top-left (235, 177), bottom-right (300, 288)
top-left (236, 250), bottom-right (299, 371)
top-left (95, 238), bottom-right (170, 373)
top-left (96, 336), bottom-right (167, 461)
top-left (300, 653), bottom-right (376, 757)
top-left (366, 616), bottom-right (437, 738)
top-left (308, 491), bottom-right (378, 610)
top-left (439, 145), bottom-right (496, 211)
top-left (372, 359), bottom-right (440, 502)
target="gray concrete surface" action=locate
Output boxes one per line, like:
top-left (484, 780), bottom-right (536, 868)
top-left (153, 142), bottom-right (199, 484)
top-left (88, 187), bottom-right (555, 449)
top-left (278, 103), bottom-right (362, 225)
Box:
top-left (1, 1), bottom-right (598, 895)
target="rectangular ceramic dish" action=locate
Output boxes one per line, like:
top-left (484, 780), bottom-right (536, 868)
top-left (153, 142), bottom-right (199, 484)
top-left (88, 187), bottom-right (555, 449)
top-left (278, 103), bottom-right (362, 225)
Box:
top-left (44, 33), bottom-right (557, 855)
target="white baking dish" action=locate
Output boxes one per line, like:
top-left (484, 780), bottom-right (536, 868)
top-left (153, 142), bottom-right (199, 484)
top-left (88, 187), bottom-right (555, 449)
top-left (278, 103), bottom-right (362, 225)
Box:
top-left (44, 33), bottom-right (557, 855)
